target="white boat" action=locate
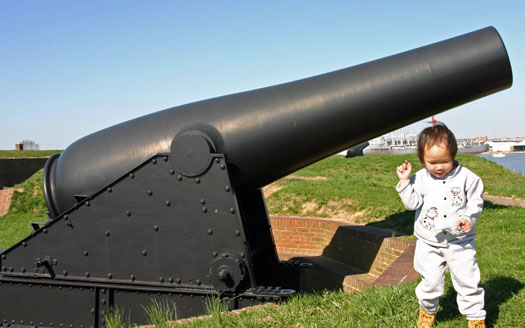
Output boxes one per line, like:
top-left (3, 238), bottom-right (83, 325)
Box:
top-left (492, 153), bottom-right (506, 158)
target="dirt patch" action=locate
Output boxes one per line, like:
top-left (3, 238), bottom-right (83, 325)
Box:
top-left (307, 199), bottom-right (371, 223)
top-left (263, 175), bottom-right (328, 198)
top-left (272, 196), bottom-right (372, 224)
top-left (263, 184), bottom-right (284, 198)
top-left (285, 175), bottom-right (329, 181)
top-left (301, 201), bottom-right (319, 212)
top-left (483, 193), bottom-right (525, 208)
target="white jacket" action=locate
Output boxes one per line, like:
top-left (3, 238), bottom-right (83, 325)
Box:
top-left (396, 161), bottom-right (484, 247)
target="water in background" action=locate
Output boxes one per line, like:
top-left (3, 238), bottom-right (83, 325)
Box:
top-left (477, 153), bottom-right (525, 176)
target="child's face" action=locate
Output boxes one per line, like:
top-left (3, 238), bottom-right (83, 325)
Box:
top-left (423, 143), bottom-right (454, 179)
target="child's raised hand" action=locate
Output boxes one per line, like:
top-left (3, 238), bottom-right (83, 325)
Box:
top-left (396, 160), bottom-right (412, 181)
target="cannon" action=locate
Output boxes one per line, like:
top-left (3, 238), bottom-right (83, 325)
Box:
top-left (0, 26), bottom-right (512, 326)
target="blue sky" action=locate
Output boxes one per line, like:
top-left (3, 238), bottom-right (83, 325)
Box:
top-left (1, 1), bottom-right (523, 150)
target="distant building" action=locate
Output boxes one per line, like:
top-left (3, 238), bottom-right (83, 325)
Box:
top-left (486, 138), bottom-right (525, 152)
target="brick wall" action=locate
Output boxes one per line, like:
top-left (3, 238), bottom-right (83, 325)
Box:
top-left (270, 216), bottom-right (412, 280)
top-left (0, 189), bottom-right (17, 216)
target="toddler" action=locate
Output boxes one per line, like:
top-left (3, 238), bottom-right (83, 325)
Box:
top-left (395, 124), bottom-right (486, 328)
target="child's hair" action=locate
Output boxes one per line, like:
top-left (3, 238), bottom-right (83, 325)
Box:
top-left (417, 124), bottom-right (458, 163)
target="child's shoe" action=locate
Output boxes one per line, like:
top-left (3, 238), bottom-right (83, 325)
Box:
top-left (417, 307), bottom-right (436, 328)
top-left (468, 320), bottom-right (486, 328)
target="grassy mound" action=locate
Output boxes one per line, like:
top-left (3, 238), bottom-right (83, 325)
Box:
top-left (0, 169), bottom-right (48, 249)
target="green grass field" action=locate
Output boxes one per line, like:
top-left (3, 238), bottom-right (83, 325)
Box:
top-left (1, 154), bottom-right (524, 327)
top-left (0, 150), bottom-right (62, 158)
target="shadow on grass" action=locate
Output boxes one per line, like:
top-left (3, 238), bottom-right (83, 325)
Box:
top-left (366, 210), bottom-right (414, 236)
top-left (437, 276), bottom-right (523, 327)
top-left (482, 201), bottom-right (509, 210)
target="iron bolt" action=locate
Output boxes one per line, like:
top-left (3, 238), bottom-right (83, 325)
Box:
top-left (207, 229), bottom-right (213, 235)
top-left (165, 200), bottom-right (171, 206)
top-left (126, 211), bottom-right (131, 216)
top-left (225, 186), bottom-right (231, 192)
top-left (153, 225), bottom-right (159, 231)
top-left (218, 270), bottom-right (229, 281)
top-left (163, 156), bottom-right (169, 162)
top-left (105, 231), bottom-right (110, 237)
top-left (195, 178), bottom-right (200, 184)
top-left (142, 250), bottom-right (147, 256)
top-left (147, 190), bottom-right (153, 196)
top-left (200, 199), bottom-right (206, 205)
top-left (107, 187), bottom-right (112, 193)
top-left (169, 169), bottom-right (175, 175)
top-left (152, 158), bottom-right (157, 164)
top-left (129, 173), bottom-right (134, 179)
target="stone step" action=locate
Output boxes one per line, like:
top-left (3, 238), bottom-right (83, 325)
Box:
top-left (279, 252), bottom-right (376, 293)
top-left (278, 239), bottom-right (418, 294)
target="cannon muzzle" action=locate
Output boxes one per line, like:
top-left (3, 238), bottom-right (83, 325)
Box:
top-left (43, 26), bottom-right (512, 217)
top-left (1, 27), bottom-right (512, 325)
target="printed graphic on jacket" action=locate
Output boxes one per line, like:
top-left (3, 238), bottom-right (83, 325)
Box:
top-left (450, 187), bottom-right (463, 207)
top-left (420, 207), bottom-right (438, 230)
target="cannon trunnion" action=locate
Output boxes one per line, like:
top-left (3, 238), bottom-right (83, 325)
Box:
top-left (0, 27), bottom-right (512, 326)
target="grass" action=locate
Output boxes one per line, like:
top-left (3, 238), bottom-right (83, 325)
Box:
top-left (2, 153), bottom-right (525, 326)
top-left (142, 299), bottom-right (178, 328)
top-left (0, 168), bottom-right (48, 249)
top-left (0, 150), bottom-right (62, 158)
top-left (105, 307), bottom-right (130, 328)
top-left (204, 295), bottom-right (231, 327)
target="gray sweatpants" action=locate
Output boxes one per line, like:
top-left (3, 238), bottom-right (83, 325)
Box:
top-left (414, 239), bottom-right (486, 321)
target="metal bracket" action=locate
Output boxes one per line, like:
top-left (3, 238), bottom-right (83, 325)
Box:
top-left (31, 222), bottom-right (46, 231)
top-left (35, 256), bottom-right (57, 278)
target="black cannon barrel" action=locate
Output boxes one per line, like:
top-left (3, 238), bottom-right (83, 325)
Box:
top-left (44, 26), bottom-right (512, 217)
